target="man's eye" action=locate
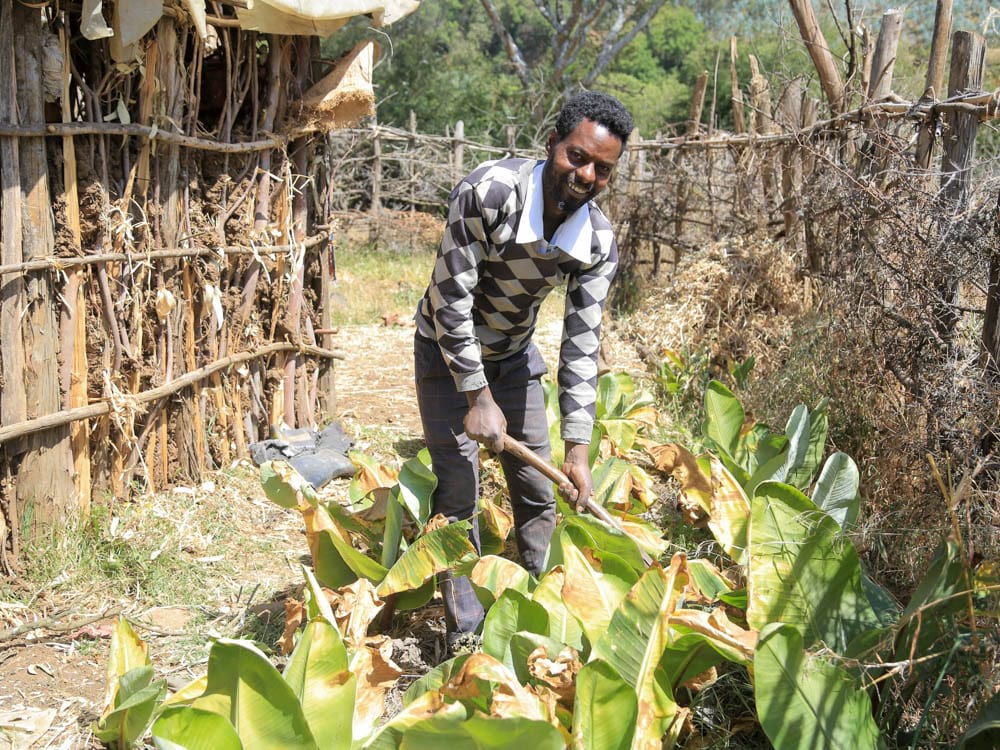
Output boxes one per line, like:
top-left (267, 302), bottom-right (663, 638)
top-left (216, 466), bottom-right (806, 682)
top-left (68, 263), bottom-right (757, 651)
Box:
top-left (596, 166), bottom-right (611, 178)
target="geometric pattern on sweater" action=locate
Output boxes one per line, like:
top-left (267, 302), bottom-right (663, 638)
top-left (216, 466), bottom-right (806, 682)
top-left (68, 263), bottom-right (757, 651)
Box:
top-left (415, 157), bottom-right (619, 443)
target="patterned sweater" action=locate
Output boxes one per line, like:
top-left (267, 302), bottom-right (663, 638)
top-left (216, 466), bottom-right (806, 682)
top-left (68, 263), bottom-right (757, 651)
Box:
top-left (415, 157), bottom-right (618, 444)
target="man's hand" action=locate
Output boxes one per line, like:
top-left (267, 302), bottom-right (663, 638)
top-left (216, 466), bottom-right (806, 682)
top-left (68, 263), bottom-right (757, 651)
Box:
top-left (464, 387), bottom-right (507, 453)
top-left (561, 442), bottom-right (594, 513)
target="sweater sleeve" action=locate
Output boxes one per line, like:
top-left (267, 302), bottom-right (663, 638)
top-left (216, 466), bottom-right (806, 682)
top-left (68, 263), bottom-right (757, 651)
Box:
top-left (558, 237), bottom-right (618, 443)
top-left (427, 180), bottom-right (491, 391)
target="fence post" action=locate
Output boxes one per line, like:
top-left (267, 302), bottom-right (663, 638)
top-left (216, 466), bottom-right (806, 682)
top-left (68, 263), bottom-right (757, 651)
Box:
top-left (371, 116), bottom-right (382, 214)
top-left (916, 0), bottom-right (955, 170)
top-left (788, 0), bottom-right (846, 114)
top-left (935, 30), bottom-right (986, 341)
top-left (868, 9), bottom-right (904, 101)
top-left (687, 71), bottom-right (709, 136)
top-left (729, 37), bottom-right (745, 134)
top-left (452, 120), bottom-right (465, 186)
top-left (409, 109), bottom-right (417, 212)
top-left (777, 79), bottom-right (803, 247)
top-left (748, 54), bottom-right (776, 211)
top-left (506, 124), bottom-right (517, 158)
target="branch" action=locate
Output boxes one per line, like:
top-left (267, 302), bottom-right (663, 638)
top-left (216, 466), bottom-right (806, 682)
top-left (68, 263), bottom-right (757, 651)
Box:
top-left (582, 0), bottom-right (667, 87)
top-left (480, 0), bottom-right (533, 88)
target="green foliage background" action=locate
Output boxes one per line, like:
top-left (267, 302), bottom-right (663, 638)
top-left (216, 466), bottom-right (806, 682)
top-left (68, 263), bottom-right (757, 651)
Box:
top-left (325, 0), bottom-right (999, 139)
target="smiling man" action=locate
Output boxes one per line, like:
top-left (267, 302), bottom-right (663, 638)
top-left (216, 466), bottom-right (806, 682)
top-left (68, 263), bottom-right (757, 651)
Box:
top-left (413, 91), bottom-right (634, 648)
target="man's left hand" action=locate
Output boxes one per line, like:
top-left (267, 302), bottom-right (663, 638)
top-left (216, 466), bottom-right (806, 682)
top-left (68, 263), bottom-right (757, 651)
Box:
top-left (560, 442), bottom-right (594, 513)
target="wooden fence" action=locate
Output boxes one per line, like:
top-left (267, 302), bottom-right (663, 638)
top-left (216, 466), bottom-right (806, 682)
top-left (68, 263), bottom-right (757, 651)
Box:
top-left (0, 0), bottom-right (998, 570)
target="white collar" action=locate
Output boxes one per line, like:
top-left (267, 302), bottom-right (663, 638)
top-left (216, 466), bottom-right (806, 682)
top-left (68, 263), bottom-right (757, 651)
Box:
top-left (515, 162), bottom-right (594, 263)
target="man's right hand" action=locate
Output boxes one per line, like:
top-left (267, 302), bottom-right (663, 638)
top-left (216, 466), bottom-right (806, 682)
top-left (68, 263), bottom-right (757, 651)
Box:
top-left (463, 387), bottom-right (506, 453)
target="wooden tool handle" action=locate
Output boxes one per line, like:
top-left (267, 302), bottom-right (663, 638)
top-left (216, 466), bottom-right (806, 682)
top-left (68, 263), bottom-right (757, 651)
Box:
top-left (501, 433), bottom-right (653, 566)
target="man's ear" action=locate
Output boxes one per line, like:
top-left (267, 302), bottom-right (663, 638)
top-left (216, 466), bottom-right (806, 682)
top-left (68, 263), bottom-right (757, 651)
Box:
top-left (546, 131), bottom-right (558, 154)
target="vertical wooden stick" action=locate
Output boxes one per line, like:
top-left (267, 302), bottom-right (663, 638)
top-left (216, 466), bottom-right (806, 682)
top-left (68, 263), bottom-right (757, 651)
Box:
top-left (452, 120), bottom-right (465, 186)
top-left (686, 71), bottom-right (709, 137)
top-left (915, 0), bottom-right (954, 170)
top-left (729, 37), bottom-right (745, 135)
top-left (788, 0), bottom-right (846, 113)
top-left (867, 9), bottom-right (904, 101)
top-left (183, 265), bottom-right (207, 474)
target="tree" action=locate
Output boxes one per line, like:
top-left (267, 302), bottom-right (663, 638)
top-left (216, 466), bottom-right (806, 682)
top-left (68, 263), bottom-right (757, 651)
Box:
top-left (479, 0), bottom-right (669, 96)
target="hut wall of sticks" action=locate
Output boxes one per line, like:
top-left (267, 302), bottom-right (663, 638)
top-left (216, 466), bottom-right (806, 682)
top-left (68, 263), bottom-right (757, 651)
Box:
top-left (0, 0), bottom-right (418, 572)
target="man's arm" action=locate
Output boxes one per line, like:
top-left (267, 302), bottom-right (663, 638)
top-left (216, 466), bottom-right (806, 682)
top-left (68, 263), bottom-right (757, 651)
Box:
top-left (557, 235), bottom-right (619, 507)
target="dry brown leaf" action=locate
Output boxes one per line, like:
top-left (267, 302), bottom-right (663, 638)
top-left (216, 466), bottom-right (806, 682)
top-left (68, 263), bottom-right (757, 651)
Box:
top-left (351, 634), bottom-right (403, 735)
top-left (353, 460), bottom-right (399, 496)
top-left (679, 666), bottom-right (718, 693)
top-left (527, 645), bottom-right (582, 705)
top-left (481, 493), bottom-right (514, 541)
top-left (278, 598), bottom-right (306, 655)
top-left (647, 443), bottom-right (710, 526)
top-left (421, 513), bottom-right (450, 535)
top-left (329, 578), bottom-right (385, 646)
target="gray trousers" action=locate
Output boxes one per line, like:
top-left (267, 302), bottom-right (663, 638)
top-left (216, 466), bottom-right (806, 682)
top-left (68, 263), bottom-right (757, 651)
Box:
top-left (414, 334), bottom-right (556, 634)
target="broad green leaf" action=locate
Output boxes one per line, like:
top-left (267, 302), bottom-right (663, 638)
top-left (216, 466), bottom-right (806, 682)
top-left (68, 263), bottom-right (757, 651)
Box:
top-left (152, 707), bottom-right (243, 750)
top-left (363, 692), bottom-right (468, 750)
top-left (591, 557), bottom-right (686, 749)
top-left (957, 689), bottom-right (1000, 749)
top-left (591, 459), bottom-right (656, 514)
top-left (94, 665), bottom-right (167, 747)
top-left (706, 457), bottom-right (751, 565)
top-left (381, 488), bottom-right (405, 569)
top-left (481, 589), bottom-right (549, 671)
top-left (531, 567), bottom-right (585, 651)
top-left (261, 461), bottom-right (318, 508)
top-left (748, 404), bottom-right (809, 491)
top-left (659, 634), bottom-right (735, 693)
top-left (552, 515), bottom-right (647, 574)
top-left (463, 555), bottom-right (534, 609)
top-left (686, 559), bottom-right (734, 602)
top-left (191, 639), bottom-right (317, 750)
top-left (395, 576), bottom-right (438, 611)
top-left (397, 450), bottom-right (437, 526)
top-left (302, 565), bottom-right (339, 625)
top-left (378, 520), bottom-right (476, 597)
top-left (399, 714), bottom-right (564, 750)
top-left (754, 623), bottom-right (883, 750)
top-left (571, 660), bottom-right (637, 750)
top-left (282, 619), bottom-right (355, 750)
top-left (748, 482), bottom-right (880, 653)
top-left (561, 528), bottom-right (637, 646)
top-left (324, 526), bottom-right (389, 584)
top-left (308, 507), bottom-right (359, 589)
top-left (702, 380), bottom-right (744, 459)
top-left (810, 452), bottom-right (860, 529)
top-left (786, 399), bottom-right (829, 490)
top-left (402, 655), bottom-right (471, 707)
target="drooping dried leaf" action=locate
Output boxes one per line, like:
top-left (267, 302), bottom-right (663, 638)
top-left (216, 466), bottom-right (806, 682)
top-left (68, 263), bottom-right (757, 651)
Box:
top-left (707, 456), bottom-right (751, 563)
top-left (278, 598), bottom-right (306, 655)
top-left (679, 667), bottom-right (718, 693)
top-left (526, 645), bottom-right (582, 705)
top-left (329, 578), bottom-right (385, 646)
top-left (648, 443), bottom-right (711, 526)
top-left (481, 493), bottom-right (514, 542)
top-left (669, 608), bottom-right (757, 661)
top-left (350, 634), bottom-right (403, 738)
top-left (422, 513), bottom-right (450, 534)
top-left (443, 653), bottom-right (553, 724)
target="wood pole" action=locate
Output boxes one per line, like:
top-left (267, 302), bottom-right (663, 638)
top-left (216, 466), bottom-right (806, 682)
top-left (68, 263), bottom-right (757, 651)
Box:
top-left (0, 1), bottom-right (26, 429)
top-left (916, 0), bottom-right (955, 170)
top-left (371, 117), bottom-right (382, 214)
top-left (408, 110), bottom-right (417, 211)
top-left (452, 120), bottom-right (465, 186)
top-left (687, 71), bottom-right (709, 137)
top-left (934, 31), bottom-right (987, 341)
top-left (57, 19), bottom-right (91, 514)
top-left (748, 55), bottom-right (777, 210)
top-left (788, 0), bottom-right (846, 113)
top-left (867, 9), bottom-right (904, 101)
top-left (13, 2), bottom-right (76, 531)
top-left (777, 79), bottom-right (804, 245)
top-left (980, 192), bottom-right (1000, 376)
top-left (318, 237), bottom-right (336, 419)
top-left (729, 37), bottom-right (745, 135)
top-left (506, 124), bottom-right (517, 157)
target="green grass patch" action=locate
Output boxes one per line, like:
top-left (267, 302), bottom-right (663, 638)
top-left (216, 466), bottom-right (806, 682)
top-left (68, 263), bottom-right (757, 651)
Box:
top-left (332, 243), bottom-right (436, 326)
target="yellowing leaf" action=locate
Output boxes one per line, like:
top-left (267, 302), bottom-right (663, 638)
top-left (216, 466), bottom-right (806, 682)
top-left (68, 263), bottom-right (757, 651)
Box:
top-left (707, 457), bottom-right (751, 564)
top-left (328, 578), bottom-right (385, 647)
top-left (101, 617), bottom-right (151, 716)
top-left (469, 555), bottom-right (534, 603)
top-left (527, 645), bottom-right (582, 705)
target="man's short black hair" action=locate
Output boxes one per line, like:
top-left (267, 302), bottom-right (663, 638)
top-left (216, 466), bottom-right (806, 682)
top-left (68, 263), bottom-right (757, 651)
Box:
top-left (555, 90), bottom-right (634, 145)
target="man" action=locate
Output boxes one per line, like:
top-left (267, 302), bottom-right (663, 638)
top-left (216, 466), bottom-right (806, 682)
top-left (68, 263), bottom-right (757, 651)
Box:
top-left (413, 90), bottom-right (633, 646)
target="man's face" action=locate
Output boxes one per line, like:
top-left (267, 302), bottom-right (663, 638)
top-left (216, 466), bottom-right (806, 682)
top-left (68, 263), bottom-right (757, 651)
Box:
top-left (542, 118), bottom-right (623, 220)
